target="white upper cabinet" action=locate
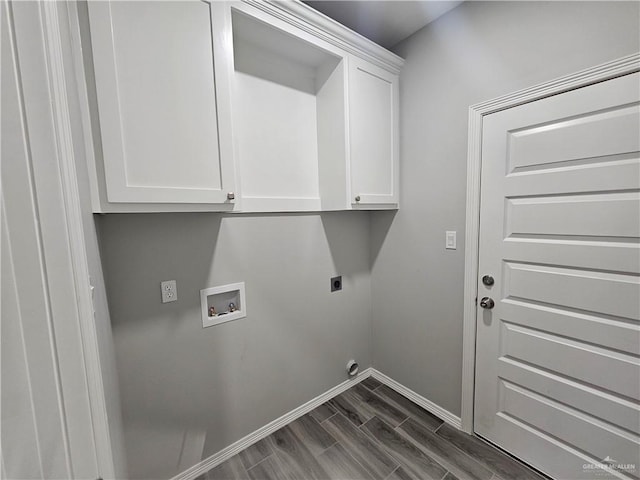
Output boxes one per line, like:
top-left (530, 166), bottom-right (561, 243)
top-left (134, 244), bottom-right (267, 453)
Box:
top-left (86, 1), bottom-right (237, 211)
top-left (223, 1), bottom-right (402, 212)
top-left (78, 0), bottom-right (402, 213)
top-left (348, 57), bottom-right (399, 208)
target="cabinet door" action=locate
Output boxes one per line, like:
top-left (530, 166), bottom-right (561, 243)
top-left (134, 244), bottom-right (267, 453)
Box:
top-left (348, 57), bottom-right (399, 207)
top-left (88, 1), bottom-right (235, 204)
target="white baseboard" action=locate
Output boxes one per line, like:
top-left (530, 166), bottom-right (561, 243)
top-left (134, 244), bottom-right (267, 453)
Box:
top-left (172, 367), bottom-right (462, 480)
top-left (171, 369), bottom-right (372, 480)
top-left (370, 369), bottom-right (463, 430)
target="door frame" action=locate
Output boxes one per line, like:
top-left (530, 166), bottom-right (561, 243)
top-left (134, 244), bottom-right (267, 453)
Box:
top-left (460, 52), bottom-right (640, 434)
top-left (6, 1), bottom-right (119, 477)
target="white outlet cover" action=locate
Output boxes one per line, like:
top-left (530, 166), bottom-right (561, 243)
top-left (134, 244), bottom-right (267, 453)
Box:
top-left (161, 280), bottom-right (178, 303)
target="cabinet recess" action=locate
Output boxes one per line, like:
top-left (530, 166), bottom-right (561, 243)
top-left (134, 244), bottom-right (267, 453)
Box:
top-left (230, 5), bottom-right (348, 212)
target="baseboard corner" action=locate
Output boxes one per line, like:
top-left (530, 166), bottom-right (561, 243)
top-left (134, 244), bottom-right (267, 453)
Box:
top-left (370, 368), bottom-right (463, 430)
top-left (171, 368), bottom-right (373, 480)
top-left (172, 367), bottom-right (463, 480)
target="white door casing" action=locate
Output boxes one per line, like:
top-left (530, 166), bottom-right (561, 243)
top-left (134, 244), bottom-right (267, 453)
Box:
top-left (2, 2), bottom-right (117, 478)
top-left (474, 71), bottom-right (640, 479)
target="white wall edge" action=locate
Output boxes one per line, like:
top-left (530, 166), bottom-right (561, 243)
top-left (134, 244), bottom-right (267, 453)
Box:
top-left (370, 369), bottom-right (462, 430)
top-left (460, 52), bottom-right (640, 434)
top-left (171, 369), bottom-right (373, 480)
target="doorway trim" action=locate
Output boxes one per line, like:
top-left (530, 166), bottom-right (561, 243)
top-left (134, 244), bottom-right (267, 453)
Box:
top-left (460, 52), bottom-right (640, 433)
top-left (36, 2), bottom-right (117, 477)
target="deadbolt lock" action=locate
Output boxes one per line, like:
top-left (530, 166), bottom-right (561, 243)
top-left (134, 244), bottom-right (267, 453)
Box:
top-left (482, 275), bottom-right (495, 286)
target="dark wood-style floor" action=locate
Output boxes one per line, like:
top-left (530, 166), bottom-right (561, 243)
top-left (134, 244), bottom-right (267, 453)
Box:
top-left (197, 377), bottom-right (547, 480)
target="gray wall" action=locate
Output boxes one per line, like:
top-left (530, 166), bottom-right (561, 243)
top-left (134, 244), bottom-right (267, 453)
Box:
top-left (371, 1), bottom-right (640, 417)
top-left (98, 212), bottom-right (372, 479)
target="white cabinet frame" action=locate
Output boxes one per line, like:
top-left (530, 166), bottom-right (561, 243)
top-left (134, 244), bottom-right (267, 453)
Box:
top-left (73, 0), bottom-right (404, 213)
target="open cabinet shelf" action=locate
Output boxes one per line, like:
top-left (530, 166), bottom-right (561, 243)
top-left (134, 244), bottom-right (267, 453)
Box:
top-left (230, 5), bottom-right (348, 212)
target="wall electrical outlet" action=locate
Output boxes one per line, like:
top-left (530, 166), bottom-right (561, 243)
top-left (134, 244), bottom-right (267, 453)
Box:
top-left (161, 280), bottom-right (178, 303)
top-left (331, 276), bottom-right (342, 292)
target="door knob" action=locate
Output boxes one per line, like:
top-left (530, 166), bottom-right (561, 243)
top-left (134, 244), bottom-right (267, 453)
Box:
top-left (482, 275), bottom-right (495, 286)
top-left (480, 297), bottom-right (495, 309)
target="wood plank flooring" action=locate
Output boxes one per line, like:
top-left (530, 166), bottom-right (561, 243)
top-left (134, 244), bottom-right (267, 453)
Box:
top-left (198, 379), bottom-right (548, 480)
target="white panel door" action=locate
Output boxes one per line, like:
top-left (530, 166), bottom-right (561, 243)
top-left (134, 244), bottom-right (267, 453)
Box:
top-left (475, 72), bottom-right (640, 480)
top-left (348, 57), bottom-right (399, 207)
top-left (88, 1), bottom-right (235, 204)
